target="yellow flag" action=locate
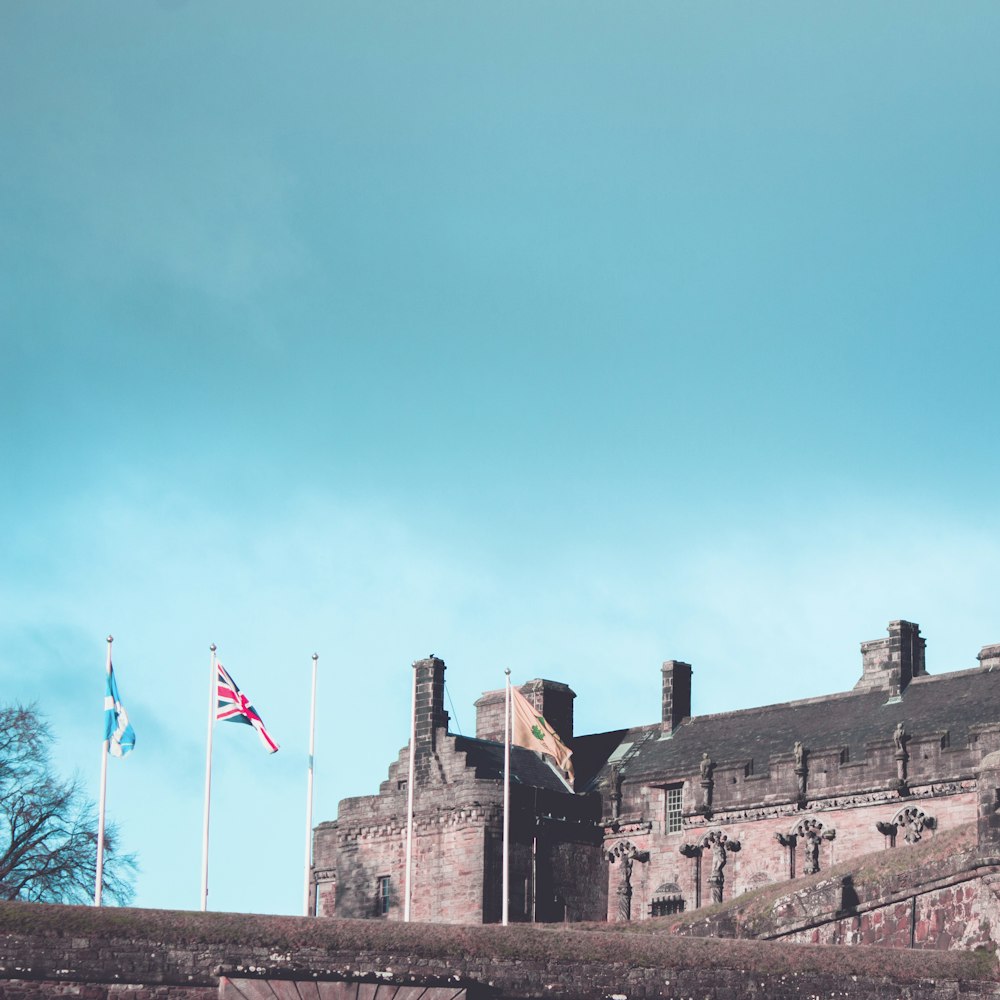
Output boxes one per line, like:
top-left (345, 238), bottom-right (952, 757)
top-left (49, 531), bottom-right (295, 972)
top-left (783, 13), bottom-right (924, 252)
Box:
top-left (510, 685), bottom-right (574, 788)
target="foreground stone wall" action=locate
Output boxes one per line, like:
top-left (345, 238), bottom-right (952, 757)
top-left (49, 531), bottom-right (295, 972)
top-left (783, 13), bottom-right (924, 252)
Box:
top-left (668, 822), bottom-right (1000, 954)
top-left (2, 900), bottom-right (997, 1000)
top-left (783, 875), bottom-right (1000, 949)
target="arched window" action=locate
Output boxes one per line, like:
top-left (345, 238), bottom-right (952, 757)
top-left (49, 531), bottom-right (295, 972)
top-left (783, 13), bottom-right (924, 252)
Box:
top-left (649, 881), bottom-right (684, 917)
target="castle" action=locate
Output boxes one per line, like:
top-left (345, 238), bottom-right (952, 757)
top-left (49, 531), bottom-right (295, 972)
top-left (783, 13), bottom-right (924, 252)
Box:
top-left (313, 619), bottom-right (1000, 925)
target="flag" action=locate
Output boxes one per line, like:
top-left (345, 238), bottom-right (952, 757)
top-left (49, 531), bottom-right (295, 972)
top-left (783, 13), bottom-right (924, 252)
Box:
top-left (510, 684), bottom-right (573, 786)
top-left (104, 663), bottom-right (136, 758)
top-left (216, 662), bottom-right (279, 753)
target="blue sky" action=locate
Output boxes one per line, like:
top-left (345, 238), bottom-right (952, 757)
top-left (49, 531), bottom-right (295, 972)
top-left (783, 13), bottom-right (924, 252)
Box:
top-left (2, 2), bottom-right (999, 916)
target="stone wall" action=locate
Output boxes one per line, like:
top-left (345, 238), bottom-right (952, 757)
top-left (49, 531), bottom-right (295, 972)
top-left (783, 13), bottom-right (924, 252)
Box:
top-left (666, 820), bottom-right (1000, 954)
top-left (319, 654), bottom-right (601, 925)
top-left (605, 788), bottom-right (978, 920)
top-left (1, 900), bottom-right (997, 1000)
top-left (782, 875), bottom-right (1000, 949)
top-left (612, 729), bottom-right (993, 827)
top-left (330, 733), bottom-right (494, 922)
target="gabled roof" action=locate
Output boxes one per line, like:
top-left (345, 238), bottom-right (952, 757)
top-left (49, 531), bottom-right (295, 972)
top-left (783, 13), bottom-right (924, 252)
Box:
top-left (576, 666), bottom-right (1000, 792)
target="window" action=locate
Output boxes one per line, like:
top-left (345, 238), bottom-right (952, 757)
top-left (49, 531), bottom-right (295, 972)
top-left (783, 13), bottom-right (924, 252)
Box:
top-left (650, 896), bottom-right (685, 917)
top-left (650, 881), bottom-right (685, 917)
top-left (377, 875), bottom-right (390, 915)
top-left (666, 785), bottom-right (683, 834)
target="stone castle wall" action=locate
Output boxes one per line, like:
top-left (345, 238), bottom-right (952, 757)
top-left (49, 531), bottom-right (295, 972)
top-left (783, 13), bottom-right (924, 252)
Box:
top-left (315, 625), bottom-right (1000, 928)
top-left (320, 657), bottom-right (605, 924)
top-left (329, 726), bottom-right (496, 923)
top-left (1, 900), bottom-right (997, 1000)
top-left (606, 789), bottom-right (979, 919)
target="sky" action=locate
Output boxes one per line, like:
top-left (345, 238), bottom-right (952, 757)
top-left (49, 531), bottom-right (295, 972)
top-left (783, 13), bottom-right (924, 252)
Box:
top-left (2, 2), bottom-right (999, 916)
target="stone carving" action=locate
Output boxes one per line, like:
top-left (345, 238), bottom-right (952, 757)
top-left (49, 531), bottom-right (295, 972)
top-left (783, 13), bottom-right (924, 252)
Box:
top-left (875, 820), bottom-right (898, 846)
top-left (607, 840), bottom-right (648, 922)
top-left (794, 818), bottom-right (835, 875)
top-left (603, 819), bottom-right (652, 837)
top-left (775, 831), bottom-right (797, 879)
top-left (893, 722), bottom-right (910, 789)
top-left (897, 805), bottom-right (933, 844)
top-left (793, 741), bottom-right (808, 803)
top-left (609, 764), bottom-right (623, 820)
top-left (702, 829), bottom-right (740, 903)
top-left (679, 841), bottom-right (703, 909)
top-left (699, 753), bottom-right (714, 817)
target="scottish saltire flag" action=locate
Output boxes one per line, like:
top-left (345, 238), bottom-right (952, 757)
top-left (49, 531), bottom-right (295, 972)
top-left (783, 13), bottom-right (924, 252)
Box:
top-left (216, 662), bottom-right (279, 753)
top-left (104, 664), bottom-right (136, 758)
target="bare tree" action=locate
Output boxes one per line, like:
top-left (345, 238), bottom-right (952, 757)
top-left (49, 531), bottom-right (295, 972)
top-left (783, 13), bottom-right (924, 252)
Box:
top-left (0, 703), bottom-right (136, 904)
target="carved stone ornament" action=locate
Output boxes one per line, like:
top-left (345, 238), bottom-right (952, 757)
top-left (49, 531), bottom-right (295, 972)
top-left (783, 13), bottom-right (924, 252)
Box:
top-left (793, 741), bottom-right (808, 802)
top-left (775, 831), bottom-right (797, 878)
top-left (702, 829), bottom-right (740, 903)
top-left (698, 753), bottom-right (715, 816)
top-left (875, 820), bottom-right (898, 843)
top-left (607, 839), bottom-right (649, 922)
top-left (793, 818), bottom-right (835, 876)
top-left (896, 805), bottom-right (933, 844)
top-left (892, 722), bottom-right (910, 788)
top-left (609, 764), bottom-right (624, 820)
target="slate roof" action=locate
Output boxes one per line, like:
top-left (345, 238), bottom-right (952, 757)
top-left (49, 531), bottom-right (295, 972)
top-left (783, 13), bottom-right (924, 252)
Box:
top-left (575, 666), bottom-right (1000, 793)
top-left (454, 734), bottom-right (572, 793)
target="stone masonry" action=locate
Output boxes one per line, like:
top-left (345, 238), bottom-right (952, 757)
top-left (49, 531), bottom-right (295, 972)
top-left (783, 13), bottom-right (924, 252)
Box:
top-left (314, 620), bottom-right (1000, 940)
top-left (1, 900), bottom-right (997, 1000)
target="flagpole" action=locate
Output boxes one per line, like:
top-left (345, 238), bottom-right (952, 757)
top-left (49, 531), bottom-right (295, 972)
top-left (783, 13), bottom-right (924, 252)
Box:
top-left (303, 652), bottom-right (319, 916)
top-left (200, 644), bottom-right (217, 912)
top-left (502, 668), bottom-right (511, 926)
top-left (403, 661), bottom-right (417, 922)
top-left (94, 635), bottom-right (112, 907)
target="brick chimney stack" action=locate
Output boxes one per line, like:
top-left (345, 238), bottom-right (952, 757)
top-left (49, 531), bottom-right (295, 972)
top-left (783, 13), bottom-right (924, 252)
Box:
top-left (662, 660), bottom-right (692, 736)
top-left (413, 655), bottom-right (449, 751)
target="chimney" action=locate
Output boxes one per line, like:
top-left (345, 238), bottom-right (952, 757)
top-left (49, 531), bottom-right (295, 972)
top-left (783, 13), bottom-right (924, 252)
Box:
top-left (475, 678), bottom-right (575, 743)
top-left (662, 660), bottom-right (692, 736)
top-left (978, 645), bottom-right (1000, 671)
top-left (413, 655), bottom-right (449, 751)
top-left (521, 679), bottom-right (574, 743)
top-left (856, 620), bottom-right (926, 695)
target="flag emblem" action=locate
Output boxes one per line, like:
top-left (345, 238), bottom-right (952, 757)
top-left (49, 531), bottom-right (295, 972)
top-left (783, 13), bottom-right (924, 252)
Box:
top-left (510, 684), bottom-right (573, 786)
top-left (216, 663), bottom-right (279, 753)
top-left (104, 663), bottom-right (135, 758)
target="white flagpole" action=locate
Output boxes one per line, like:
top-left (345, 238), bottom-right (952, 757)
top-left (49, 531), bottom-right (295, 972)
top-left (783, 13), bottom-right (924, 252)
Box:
top-left (303, 652), bottom-right (319, 916)
top-left (94, 634), bottom-right (112, 907)
top-left (502, 667), bottom-right (511, 926)
top-left (403, 661), bottom-right (417, 922)
top-left (200, 643), bottom-right (217, 912)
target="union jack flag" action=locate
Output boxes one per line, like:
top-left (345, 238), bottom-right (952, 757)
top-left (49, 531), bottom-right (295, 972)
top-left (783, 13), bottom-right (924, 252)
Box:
top-left (216, 662), bottom-right (279, 754)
